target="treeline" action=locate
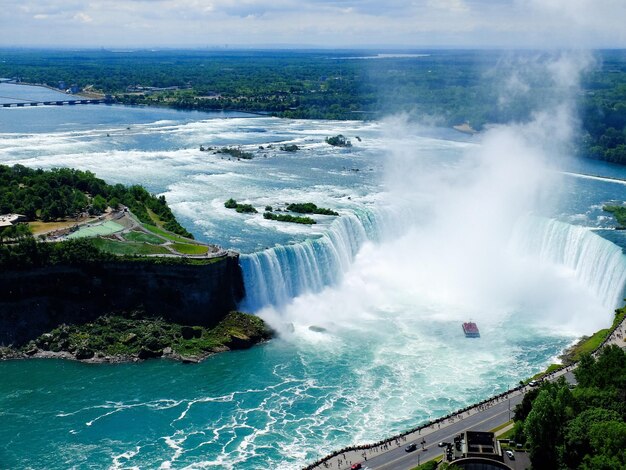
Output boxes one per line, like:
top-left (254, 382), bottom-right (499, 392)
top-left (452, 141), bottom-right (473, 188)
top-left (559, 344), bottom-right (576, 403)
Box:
top-left (286, 203), bottom-right (338, 216)
top-left (0, 237), bottom-right (113, 268)
top-left (581, 52), bottom-right (626, 164)
top-left (512, 344), bottom-right (626, 469)
top-left (0, 164), bottom-right (192, 238)
top-left (263, 212), bottom-right (316, 225)
top-left (1, 49), bottom-right (625, 163)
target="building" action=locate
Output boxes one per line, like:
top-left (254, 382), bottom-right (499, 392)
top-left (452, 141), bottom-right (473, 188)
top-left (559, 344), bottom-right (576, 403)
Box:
top-left (443, 431), bottom-right (513, 470)
top-left (0, 214), bottom-right (27, 228)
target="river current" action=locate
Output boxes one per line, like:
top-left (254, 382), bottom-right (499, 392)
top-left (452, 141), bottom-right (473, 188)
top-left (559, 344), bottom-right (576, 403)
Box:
top-left (1, 84), bottom-right (626, 469)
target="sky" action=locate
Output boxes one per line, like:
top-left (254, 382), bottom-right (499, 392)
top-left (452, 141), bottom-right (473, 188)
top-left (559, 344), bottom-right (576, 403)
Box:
top-left (0, 0), bottom-right (625, 49)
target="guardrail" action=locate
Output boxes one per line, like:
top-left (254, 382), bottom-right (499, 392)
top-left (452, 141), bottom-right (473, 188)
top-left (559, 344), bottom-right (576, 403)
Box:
top-left (303, 310), bottom-right (626, 470)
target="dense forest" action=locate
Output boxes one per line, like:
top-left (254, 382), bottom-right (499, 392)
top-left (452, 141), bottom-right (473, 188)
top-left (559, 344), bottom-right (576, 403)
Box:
top-left (0, 164), bottom-right (192, 238)
top-left (512, 344), bottom-right (626, 469)
top-left (0, 236), bottom-right (113, 268)
top-left (0, 49), bottom-right (624, 163)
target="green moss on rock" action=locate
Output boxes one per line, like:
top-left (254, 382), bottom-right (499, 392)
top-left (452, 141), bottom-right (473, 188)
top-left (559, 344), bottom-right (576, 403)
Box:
top-left (11, 311), bottom-right (272, 363)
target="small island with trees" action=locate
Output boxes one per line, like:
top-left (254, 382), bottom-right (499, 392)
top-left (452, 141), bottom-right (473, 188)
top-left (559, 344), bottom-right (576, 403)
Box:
top-left (224, 198), bottom-right (258, 214)
top-left (603, 204), bottom-right (626, 229)
top-left (263, 212), bottom-right (316, 225)
top-left (286, 202), bottom-right (339, 216)
top-left (224, 199), bottom-right (338, 225)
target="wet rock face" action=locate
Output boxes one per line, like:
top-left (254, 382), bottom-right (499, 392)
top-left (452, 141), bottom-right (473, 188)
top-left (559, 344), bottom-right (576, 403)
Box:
top-left (0, 254), bottom-right (245, 346)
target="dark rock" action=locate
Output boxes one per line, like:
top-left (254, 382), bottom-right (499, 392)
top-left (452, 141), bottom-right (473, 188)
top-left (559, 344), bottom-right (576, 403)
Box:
top-left (181, 326), bottom-right (202, 340)
top-left (137, 347), bottom-right (163, 360)
top-left (75, 347), bottom-right (94, 360)
top-left (225, 334), bottom-right (254, 350)
top-left (145, 336), bottom-right (165, 350)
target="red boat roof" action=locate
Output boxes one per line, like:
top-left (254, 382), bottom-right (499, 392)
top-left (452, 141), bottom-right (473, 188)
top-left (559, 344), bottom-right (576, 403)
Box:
top-left (463, 322), bottom-right (479, 332)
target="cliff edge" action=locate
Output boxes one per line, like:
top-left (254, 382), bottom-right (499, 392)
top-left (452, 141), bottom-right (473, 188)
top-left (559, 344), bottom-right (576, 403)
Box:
top-left (0, 253), bottom-right (245, 346)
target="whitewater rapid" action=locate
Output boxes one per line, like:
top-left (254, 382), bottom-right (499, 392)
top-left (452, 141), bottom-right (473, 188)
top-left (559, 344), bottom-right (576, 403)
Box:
top-left (2, 92), bottom-right (626, 469)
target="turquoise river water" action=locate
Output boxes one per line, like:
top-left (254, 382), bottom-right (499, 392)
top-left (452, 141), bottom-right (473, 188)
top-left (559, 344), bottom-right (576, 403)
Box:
top-left (1, 84), bottom-right (626, 469)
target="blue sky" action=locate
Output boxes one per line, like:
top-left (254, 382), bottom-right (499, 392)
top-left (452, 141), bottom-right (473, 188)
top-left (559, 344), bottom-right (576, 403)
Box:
top-left (1, 0), bottom-right (625, 48)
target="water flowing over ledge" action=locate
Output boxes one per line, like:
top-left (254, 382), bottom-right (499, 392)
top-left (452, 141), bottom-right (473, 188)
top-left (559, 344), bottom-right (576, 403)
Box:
top-left (510, 216), bottom-right (626, 309)
top-left (239, 209), bottom-right (384, 311)
top-left (241, 211), bottom-right (626, 314)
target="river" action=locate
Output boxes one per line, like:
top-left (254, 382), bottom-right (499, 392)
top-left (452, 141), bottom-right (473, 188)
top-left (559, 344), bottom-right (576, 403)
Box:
top-left (1, 84), bottom-right (625, 469)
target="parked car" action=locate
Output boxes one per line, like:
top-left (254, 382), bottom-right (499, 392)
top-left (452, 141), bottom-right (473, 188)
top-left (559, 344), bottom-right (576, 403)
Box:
top-left (351, 464), bottom-right (362, 470)
top-left (405, 443), bottom-right (417, 452)
top-left (529, 380), bottom-right (539, 387)
top-left (506, 450), bottom-right (515, 459)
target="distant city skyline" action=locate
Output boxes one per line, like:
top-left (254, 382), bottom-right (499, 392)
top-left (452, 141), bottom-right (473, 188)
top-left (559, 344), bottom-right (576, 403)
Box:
top-left (1, 0), bottom-right (625, 49)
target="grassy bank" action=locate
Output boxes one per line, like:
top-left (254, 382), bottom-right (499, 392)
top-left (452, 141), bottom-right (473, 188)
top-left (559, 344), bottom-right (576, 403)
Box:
top-left (560, 308), bottom-right (625, 364)
top-left (524, 307), bottom-right (625, 383)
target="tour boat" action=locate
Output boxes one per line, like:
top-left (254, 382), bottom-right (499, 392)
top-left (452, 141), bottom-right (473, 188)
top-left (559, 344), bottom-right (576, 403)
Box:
top-left (462, 321), bottom-right (480, 338)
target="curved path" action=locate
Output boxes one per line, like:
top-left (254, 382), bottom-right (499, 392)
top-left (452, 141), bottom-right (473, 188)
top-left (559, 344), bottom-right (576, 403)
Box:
top-left (308, 316), bottom-right (626, 470)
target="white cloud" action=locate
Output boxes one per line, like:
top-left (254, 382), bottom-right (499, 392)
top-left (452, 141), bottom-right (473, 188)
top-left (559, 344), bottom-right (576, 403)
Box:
top-left (73, 12), bottom-right (93, 23)
top-left (0, 0), bottom-right (624, 47)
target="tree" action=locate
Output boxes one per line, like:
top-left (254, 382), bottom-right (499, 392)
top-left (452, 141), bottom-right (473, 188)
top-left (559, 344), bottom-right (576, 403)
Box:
top-left (563, 408), bottom-right (622, 468)
top-left (575, 346), bottom-right (626, 390)
top-left (524, 381), bottom-right (573, 469)
top-left (90, 194), bottom-right (108, 215)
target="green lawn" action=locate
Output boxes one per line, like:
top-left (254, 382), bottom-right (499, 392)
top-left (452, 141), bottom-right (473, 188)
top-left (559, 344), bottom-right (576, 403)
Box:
top-left (145, 224), bottom-right (193, 243)
top-left (490, 420), bottom-right (514, 434)
top-left (530, 363), bottom-right (563, 381)
top-left (171, 243), bottom-right (209, 255)
top-left (410, 457), bottom-right (441, 470)
top-left (66, 221), bottom-right (125, 239)
top-left (568, 309), bottom-right (626, 361)
top-left (123, 230), bottom-right (165, 244)
top-left (566, 329), bottom-right (609, 362)
top-left (91, 238), bottom-right (170, 256)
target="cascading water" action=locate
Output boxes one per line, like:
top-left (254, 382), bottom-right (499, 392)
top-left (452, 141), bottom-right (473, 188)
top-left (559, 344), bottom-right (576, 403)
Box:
top-left (511, 215), bottom-right (626, 309)
top-left (240, 209), bottom-right (386, 310)
top-left (242, 210), bottom-right (626, 316)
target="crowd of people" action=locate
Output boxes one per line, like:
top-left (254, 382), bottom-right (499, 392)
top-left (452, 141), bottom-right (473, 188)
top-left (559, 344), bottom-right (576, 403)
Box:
top-left (304, 314), bottom-right (626, 470)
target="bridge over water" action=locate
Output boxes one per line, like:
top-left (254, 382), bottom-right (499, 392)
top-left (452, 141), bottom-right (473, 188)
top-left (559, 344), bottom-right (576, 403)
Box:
top-left (0, 98), bottom-right (109, 107)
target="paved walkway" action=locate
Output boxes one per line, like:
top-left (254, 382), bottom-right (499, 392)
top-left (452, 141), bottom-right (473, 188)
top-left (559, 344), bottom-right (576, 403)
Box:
top-left (307, 314), bottom-right (626, 470)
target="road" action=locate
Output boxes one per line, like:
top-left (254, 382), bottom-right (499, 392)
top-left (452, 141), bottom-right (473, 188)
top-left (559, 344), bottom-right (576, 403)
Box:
top-left (365, 394), bottom-right (522, 470)
top-left (311, 370), bottom-right (579, 470)
top-left (308, 314), bottom-right (626, 470)
top-left (318, 391), bottom-right (524, 470)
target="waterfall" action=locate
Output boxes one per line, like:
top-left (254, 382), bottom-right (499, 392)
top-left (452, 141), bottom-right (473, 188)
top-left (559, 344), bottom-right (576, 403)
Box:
top-left (511, 216), bottom-right (626, 309)
top-left (241, 209), bottom-right (626, 313)
top-left (240, 210), bottom-right (383, 311)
